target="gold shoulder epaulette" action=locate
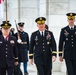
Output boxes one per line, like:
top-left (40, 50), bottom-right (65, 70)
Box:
top-left (29, 54), bottom-right (33, 56)
top-left (52, 51), bottom-right (57, 54)
top-left (58, 51), bottom-right (63, 54)
top-left (15, 57), bottom-right (18, 59)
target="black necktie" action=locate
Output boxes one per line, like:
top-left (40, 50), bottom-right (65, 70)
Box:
top-left (42, 32), bottom-right (43, 37)
top-left (71, 27), bottom-right (74, 30)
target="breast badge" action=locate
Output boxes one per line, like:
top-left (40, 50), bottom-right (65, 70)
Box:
top-left (64, 30), bottom-right (69, 37)
top-left (35, 36), bottom-right (38, 45)
top-left (46, 33), bottom-right (51, 40)
top-left (46, 33), bottom-right (51, 44)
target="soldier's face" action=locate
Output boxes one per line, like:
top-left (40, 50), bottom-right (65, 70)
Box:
top-left (37, 23), bottom-right (45, 31)
top-left (68, 19), bottom-right (75, 25)
top-left (2, 28), bottom-right (10, 35)
top-left (19, 26), bottom-right (24, 31)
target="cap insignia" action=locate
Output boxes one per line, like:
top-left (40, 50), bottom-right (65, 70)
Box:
top-left (70, 13), bottom-right (72, 16)
top-left (5, 23), bottom-right (8, 26)
top-left (40, 18), bottom-right (42, 20)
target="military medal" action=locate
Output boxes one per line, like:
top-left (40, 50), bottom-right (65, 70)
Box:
top-left (46, 33), bottom-right (51, 40)
top-left (35, 36), bottom-right (38, 45)
top-left (35, 36), bottom-right (38, 41)
top-left (64, 30), bottom-right (69, 37)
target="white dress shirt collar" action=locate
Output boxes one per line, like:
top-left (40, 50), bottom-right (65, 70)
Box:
top-left (39, 30), bottom-right (45, 36)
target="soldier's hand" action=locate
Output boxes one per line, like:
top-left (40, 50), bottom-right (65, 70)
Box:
top-left (52, 56), bottom-right (56, 62)
top-left (59, 56), bottom-right (63, 62)
top-left (15, 62), bottom-right (18, 66)
top-left (29, 59), bottom-right (33, 65)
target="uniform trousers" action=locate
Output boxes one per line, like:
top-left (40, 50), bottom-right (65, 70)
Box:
top-left (65, 59), bottom-right (76, 75)
top-left (0, 66), bottom-right (14, 75)
top-left (36, 64), bottom-right (51, 75)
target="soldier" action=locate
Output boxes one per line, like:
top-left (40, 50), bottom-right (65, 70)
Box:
top-left (0, 21), bottom-right (18, 75)
top-left (58, 12), bottom-right (76, 75)
top-left (10, 28), bottom-right (15, 36)
top-left (14, 22), bottom-right (29, 75)
top-left (29, 17), bottom-right (57, 75)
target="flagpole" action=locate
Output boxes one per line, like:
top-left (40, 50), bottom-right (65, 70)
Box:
top-left (5, 0), bottom-right (8, 22)
top-left (18, 0), bottom-right (20, 22)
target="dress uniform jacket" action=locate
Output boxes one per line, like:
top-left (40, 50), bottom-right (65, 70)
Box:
top-left (0, 31), bottom-right (2, 35)
top-left (59, 25), bottom-right (76, 59)
top-left (15, 31), bottom-right (29, 62)
top-left (29, 30), bottom-right (57, 65)
top-left (0, 35), bottom-right (18, 68)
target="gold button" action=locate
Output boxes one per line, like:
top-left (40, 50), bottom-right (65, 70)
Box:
top-left (6, 48), bottom-right (7, 50)
top-left (6, 45), bottom-right (8, 46)
top-left (72, 42), bottom-right (73, 44)
top-left (43, 46), bottom-right (45, 48)
top-left (43, 50), bottom-right (45, 51)
top-left (71, 35), bottom-right (73, 37)
top-left (6, 55), bottom-right (7, 57)
top-left (71, 39), bottom-right (73, 40)
top-left (43, 43), bottom-right (44, 45)
top-left (72, 45), bottom-right (74, 47)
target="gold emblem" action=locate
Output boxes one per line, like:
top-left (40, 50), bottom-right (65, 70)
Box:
top-left (70, 13), bottom-right (72, 16)
top-left (40, 17), bottom-right (42, 20)
top-left (5, 23), bottom-right (8, 26)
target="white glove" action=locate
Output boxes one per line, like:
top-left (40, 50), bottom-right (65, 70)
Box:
top-left (17, 39), bottom-right (22, 43)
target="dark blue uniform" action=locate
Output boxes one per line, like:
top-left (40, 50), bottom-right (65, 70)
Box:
top-left (29, 30), bottom-right (57, 75)
top-left (0, 35), bottom-right (18, 75)
top-left (15, 30), bottom-right (29, 74)
top-left (15, 31), bottom-right (29, 62)
top-left (59, 25), bottom-right (76, 75)
top-left (0, 30), bottom-right (2, 35)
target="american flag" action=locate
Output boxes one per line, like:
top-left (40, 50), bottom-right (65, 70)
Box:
top-left (0, 0), bottom-right (4, 4)
top-left (0, 0), bottom-right (4, 19)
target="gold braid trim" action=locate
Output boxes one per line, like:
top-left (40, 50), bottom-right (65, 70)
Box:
top-left (58, 51), bottom-right (63, 54)
top-left (52, 51), bottom-right (57, 54)
top-left (15, 57), bottom-right (18, 59)
top-left (29, 54), bottom-right (33, 56)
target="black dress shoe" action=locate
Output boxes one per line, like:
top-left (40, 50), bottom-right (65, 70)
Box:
top-left (25, 73), bottom-right (28, 75)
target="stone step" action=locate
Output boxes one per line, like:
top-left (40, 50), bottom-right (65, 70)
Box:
top-left (20, 63), bottom-right (65, 75)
